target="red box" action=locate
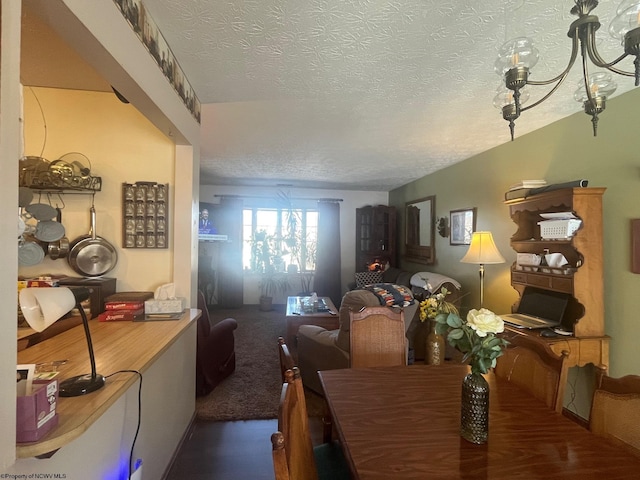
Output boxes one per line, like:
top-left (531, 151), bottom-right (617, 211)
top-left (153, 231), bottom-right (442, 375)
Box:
top-left (16, 379), bottom-right (59, 443)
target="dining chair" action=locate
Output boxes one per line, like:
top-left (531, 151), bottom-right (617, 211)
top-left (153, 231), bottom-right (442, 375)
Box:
top-left (271, 367), bottom-right (351, 480)
top-left (278, 337), bottom-right (333, 443)
top-left (494, 333), bottom-right (569, 413)
top-left (349, 306), bottom-right (407, 368)
top-left (589, 366), bottom-right (640, 456)
top-left (278, 336), bottom-right (295, 383)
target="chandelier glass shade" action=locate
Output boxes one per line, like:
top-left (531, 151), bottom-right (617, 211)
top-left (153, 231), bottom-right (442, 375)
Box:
top-left (495, 0), bottom-right (640, 140)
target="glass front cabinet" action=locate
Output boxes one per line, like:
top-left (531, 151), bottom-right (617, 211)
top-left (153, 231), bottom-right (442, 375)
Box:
top-left (355, 205), bottom-right (397, 271)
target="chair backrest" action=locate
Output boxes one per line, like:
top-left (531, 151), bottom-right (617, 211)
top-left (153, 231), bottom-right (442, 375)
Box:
top-left (278, 336), bottom-right (295, 383)
top-left (271, 431), bottom-right (291, 480)
top-left (336, 289), bottom-right (382, 353)
top-left (349, 306), bottom-right (407, 368)
top-left (274, 367), bottom-right (319, 480)
top-left (589, 367), bottom-right (640, 456)
top-left (494, 333), bottom-right (569, 413)
top-left (196, 290), bottom-right (211, 337)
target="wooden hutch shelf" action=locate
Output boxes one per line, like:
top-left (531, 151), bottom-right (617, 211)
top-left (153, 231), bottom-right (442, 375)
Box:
top-left (504, 187), bottom-right (609, 369)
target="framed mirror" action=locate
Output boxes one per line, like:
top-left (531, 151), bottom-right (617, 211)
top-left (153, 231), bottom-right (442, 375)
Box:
top-left (404, 195), bottom-right (435, 264)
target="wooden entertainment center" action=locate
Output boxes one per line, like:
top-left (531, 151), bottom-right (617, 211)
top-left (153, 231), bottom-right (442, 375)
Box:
top-left (503, 187), bottom-right (609, 370)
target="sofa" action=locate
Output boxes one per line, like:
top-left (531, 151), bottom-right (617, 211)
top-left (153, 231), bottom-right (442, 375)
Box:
top-left (196, 291), bottom-right (239, 396)
top-left (297, 286), bottom-right (418, 394)
top-left (352, 267), bottom-right (459, 299)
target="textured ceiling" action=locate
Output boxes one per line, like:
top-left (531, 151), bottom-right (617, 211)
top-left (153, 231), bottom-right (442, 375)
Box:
top-left (139, 1), bottom-right (637, 190)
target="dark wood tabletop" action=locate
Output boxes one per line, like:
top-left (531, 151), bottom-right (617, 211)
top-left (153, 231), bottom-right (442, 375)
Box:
top-left (319, 364), bottom-right (640, 479)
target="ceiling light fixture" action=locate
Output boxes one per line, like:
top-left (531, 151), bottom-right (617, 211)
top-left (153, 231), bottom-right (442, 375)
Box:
top-left (494, 0), bottom-right (640, 140)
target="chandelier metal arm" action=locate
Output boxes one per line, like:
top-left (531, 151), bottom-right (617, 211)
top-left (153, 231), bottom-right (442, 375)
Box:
top-left (526, 34), bottom-right (581, 87)
top-left (518, 35), bottom-right (580, 113)
top-left (581, 41), bottom-right (596, 105)
top-left (520, 76), bottom-right (569, 112)
top-left (585, 35), bottom-right (635, 76)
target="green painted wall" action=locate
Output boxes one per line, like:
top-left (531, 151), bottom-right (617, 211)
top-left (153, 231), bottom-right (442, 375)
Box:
top-left (390, 87), bottom-right (640, 387)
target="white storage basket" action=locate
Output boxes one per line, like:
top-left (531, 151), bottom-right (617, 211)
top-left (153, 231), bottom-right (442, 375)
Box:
top-left (538, 219), bottom-right (582, 239)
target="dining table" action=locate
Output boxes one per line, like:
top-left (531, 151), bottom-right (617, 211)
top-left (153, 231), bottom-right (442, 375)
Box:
top-left (318, 364), bottom-right (640, 479)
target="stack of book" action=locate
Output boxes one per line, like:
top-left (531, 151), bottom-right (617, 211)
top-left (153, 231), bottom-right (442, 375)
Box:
top-left (98, 291), bottom-right (153, 322)
top-left (505, 180), bottom-right (547, 201)
top-left (505, 179), bottom-right (589, 201)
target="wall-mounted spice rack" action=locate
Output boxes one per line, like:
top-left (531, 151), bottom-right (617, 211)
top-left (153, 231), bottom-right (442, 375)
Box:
top-left (122, 182), bottom-right (168, 249)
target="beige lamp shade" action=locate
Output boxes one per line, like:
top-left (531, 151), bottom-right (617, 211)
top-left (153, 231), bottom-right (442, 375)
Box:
top-left (19, 287), bottom-right (77, 332)
top-left (460, 232), bottom-right (505, 265)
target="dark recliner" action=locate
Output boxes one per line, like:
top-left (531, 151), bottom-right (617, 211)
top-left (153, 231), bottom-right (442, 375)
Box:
top-left (196, 291), bottom-right (238, 396)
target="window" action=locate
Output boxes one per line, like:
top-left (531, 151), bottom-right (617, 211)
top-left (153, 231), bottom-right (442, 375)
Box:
top-left (242, 207), bottom-right (318, 273)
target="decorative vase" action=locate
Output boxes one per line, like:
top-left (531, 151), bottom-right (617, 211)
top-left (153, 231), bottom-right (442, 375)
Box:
top-left (426, 319), bottom-right (445, 365)
top-left (460, 371), bottom-right (489, 444)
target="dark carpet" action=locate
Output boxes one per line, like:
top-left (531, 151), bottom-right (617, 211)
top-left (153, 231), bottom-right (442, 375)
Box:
top-left (195, 304), bottom-right (325, 421)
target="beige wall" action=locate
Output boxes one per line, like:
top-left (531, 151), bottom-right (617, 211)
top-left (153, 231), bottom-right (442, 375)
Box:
top-left (390, 87), bottom-right (640, 383)
top-left (19, 87), bottom-right (176, 292)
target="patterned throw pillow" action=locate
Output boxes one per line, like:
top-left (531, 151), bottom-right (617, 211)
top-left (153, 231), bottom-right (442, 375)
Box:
top-left (354, 271), bottom-right (383, 288)
top-left (362, 283), bottom-right (415, 307)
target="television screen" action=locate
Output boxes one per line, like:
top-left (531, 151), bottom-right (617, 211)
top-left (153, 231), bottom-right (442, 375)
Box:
top-left (198, 203), bottom-right (228, 242)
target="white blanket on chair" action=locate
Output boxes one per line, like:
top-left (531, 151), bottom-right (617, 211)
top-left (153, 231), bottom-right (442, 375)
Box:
top-left (410, 272), bottom-right (461, 293)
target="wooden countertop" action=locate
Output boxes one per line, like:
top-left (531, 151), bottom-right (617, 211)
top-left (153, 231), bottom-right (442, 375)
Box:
top-left (16, 309), bottom-right (200, 458)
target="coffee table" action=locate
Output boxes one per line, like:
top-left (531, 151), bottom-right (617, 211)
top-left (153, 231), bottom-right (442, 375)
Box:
top-left (285, 296), bottom-right (339, 346)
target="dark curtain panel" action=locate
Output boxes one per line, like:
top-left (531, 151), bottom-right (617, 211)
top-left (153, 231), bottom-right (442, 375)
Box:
top-left (407, 205), bottom-right (420, 245)
top-left (217, 197), bottom-right (244, 308)
top-left (314, 201), bottom-right (342, 307)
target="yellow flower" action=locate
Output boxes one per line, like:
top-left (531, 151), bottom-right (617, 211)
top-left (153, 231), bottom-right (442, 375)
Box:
top-left (419, 288), bottom-right (458, 322)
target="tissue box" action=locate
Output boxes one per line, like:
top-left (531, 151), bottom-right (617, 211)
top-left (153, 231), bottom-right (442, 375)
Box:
top-left (17, 379), bottom-right (59, 443)
top-left (145, 298), bottom-right (186, 314)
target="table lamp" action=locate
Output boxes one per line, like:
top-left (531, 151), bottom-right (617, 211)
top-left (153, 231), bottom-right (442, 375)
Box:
top-left (460, 231), bottom-right (505, 307)
top-left (19, 287), bottom-right (106, 397)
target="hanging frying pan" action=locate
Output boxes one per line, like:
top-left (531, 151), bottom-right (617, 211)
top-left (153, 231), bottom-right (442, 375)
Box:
top-left (67, 206), bottom-right (117, 277)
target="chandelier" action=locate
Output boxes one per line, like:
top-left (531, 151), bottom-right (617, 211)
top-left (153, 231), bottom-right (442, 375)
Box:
top-left (494, 0), bottom-right (640, 140)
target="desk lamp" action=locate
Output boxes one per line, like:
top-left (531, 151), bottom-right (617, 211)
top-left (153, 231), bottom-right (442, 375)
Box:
top-left (460, 232), bottom-right (505, 308)
top-left (19, 287), bottom-right (106, 396)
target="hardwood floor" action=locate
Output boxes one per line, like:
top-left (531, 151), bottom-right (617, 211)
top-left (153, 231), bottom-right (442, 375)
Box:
top-left (165, 303), bottom-right (327, 478)
top-left (165, 416), bottom-right (326, 479)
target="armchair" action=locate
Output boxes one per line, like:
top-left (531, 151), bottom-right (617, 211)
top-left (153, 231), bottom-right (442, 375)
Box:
top-left (297, 286), bottom-right (418, 394)
top-left (196, 291), bottom-right (238, 396)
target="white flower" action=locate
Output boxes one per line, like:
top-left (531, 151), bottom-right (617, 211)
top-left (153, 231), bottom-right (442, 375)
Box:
top-left (466, 308), bottom-right (505, 338)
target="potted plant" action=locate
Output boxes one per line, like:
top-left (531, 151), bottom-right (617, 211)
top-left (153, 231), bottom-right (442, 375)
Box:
top-left (250, 230), bottom-right (275, 274)
top-left (259, 272), bottom-right (290, 311)
top-left (278, 190), bottom-right (304, 273)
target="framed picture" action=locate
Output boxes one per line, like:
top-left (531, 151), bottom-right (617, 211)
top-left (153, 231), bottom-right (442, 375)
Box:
top-left (450, 208), bottom-right (476, 245)
top-left (632, 219), bottom-right (640, 273)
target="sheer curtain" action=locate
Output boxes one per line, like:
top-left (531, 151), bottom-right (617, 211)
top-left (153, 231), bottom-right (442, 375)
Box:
top-left (313, 201), bottom-right (342, 307)
top-left (217, 197), bottom-right (243, 308)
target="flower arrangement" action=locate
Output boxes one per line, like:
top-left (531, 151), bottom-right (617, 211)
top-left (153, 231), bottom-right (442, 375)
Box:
top-left (434, 308), bottom-right (509, 374)
top-left (419, 287), bottom-right (458, 322)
